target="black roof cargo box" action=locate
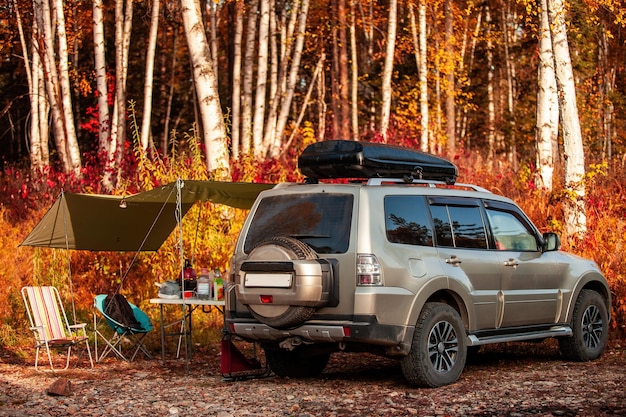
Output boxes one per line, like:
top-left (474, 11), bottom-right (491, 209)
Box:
top-left (298, 140), bottom-right (458, 184)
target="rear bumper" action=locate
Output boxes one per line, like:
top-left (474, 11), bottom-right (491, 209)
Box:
top-left (225, 316), bottom-right (413, 355)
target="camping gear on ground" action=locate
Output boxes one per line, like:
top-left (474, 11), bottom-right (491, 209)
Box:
top-left (93, 294), bottom-right (154, 362)
top-left (298, 140), bottom-right (458, 184)
top-left (21, 286), bottom-right (94, 371)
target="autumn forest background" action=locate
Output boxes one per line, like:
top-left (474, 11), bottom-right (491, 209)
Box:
top-left (0, 0), bottom-right (626, 354)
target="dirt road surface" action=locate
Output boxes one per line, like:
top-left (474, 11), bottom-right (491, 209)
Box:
top-left (1, 340), bottom-right (624, 416)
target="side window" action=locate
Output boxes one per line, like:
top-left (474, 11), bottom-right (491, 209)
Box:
top-left (429, 202), bottom-right (488, 249)
top-left (486, 208), bottom-right (538, 251)
top-left (384, 196), bottom-right (433, 246)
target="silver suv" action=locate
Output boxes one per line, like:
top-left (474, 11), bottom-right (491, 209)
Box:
top-left (225, 140), bottom-right (611, 387)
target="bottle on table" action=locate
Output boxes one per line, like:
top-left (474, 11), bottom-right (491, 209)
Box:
top-left (196, 268), bottom-right (212, 300)
top-left (213, 268), bottom-right (224, 301)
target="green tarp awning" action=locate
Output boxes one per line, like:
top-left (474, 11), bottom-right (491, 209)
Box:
top-left (20, 180), bottom-right (275, 251)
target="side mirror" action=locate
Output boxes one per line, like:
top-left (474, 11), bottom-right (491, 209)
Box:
top-left (542, 232), bottom-right (561, 252)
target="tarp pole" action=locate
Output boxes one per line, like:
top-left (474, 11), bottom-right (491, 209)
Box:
top-left (60, 190), bottom-right (78, 323)
top-left (176, 179), bottom-right (190, 373)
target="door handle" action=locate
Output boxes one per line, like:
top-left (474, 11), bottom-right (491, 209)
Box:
top-left (445, 255), bottom-right (462, 266)
top-left (504, 258), bottom-right (519, 268)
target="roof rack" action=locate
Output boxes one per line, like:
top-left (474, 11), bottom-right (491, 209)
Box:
top-left (365, 177), bottom-right (492, 193)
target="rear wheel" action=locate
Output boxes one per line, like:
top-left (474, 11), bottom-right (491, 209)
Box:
top-left (401, 302), bottom-right (467, 388)
top-left (265, 347), bottom-right (330, 378)
top-left (559, 289), bottom-right (608, 361)
top-left (245, 237), bottom-right (318, 329)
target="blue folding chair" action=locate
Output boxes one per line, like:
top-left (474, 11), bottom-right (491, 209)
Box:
top-left (93, 294), bottom-right (154, 362)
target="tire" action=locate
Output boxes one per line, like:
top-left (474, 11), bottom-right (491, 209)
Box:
top-left (559, 289), bottom-right (608, 361)
top-left (265, 347), bottom-right (330, 378)
top-left (401, 302), bottom-right (467, 388)
top-left (246, 237), bottom-right (318, 329)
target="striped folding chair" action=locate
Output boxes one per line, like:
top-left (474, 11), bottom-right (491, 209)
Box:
top-left (21, 286), bottom-right (94, 371)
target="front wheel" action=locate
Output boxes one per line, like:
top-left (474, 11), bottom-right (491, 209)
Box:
top-left (401, 302), bottom-right (467, 388)
top-left (559, 289), bottom-right (608, 361)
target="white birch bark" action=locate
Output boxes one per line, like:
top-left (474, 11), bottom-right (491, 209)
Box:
top-left (380, 0), bottom-right (397, 143)
top-left (230, 0), bottom-right (244, 156)
top-left (502, 3), bottom-right (517, 166)
top-left (269, 0), bottom-right (310, 157)
top-left (34, 0), bottom-right (72, 174)
top-left (547, 0), bottom-right (586, 236)
top-left (349, 0), bottom-right (359, 141)
top-left (14, 0), bottom-right (47, 171)
top-left (444, 0), bottom-right (456, 154)
top-left (140, 0), bottom-right (160, 151)
top-left (241, 0), bottom-right (258, 155)
top-left (53, 0), bottom-right (81, 175)
top-left (410, 1), bottom-right (429, 152)
top-left (535, 0), bottom-right (558, 191)
top-left (252, 0), bottom-right (270, 157)
top-left (93, 0), bottom-right (110, 154)
top-left (181, 0), bottom-right (230, 177)
top-left (207, 0), bottom-right (219, 82)
top-left (486, 5), bottom-right (495, 161)
top-left (262, 0), bottom-right (283, 153)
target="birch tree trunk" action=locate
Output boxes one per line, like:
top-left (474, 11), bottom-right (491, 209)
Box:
top-left (53, 0), bottom-right (81, 175)
top-left (547, 0), bottom-right (586, 236)
top-left (106, 0), bottom-right (133, 189)
top-left (33, 0), bottom-right (81, 176)
top-left (349, 0), bottom-right (359, 141)
top-left (93, 0), bottom-right (110, 156)
top-left (501, 2), bottom-right (517, 168)
top-left (268, 0), bottom-right (310, 157)
top-left (14, 0), bottom-right (48, 172)
top-left (418, 1), bottom-right (429, 152)
top-left (486, 5), bottom-right (495, 162)
top-left (252, 0), bottom-right (270, 158)
top-left (535, 0), bottom-right (558, 191)
top-left (139, 0), bottom-right (160, 152)
top-left (181, 0), bottom-right (230, 177)
top-left (230, 0), bottom-right (244, 156)
top-left (241, 0), bottom-right (258, 156)
top-left (208, 0), bottom-right (219, 83)
top-left (337, 0), bottom-right (350, 139)
top-left (262, 0), bottom-right (293, 153)
top-left (444, 0), bottom-right (456, 154)
top-left (380, 0), bottom-right (397, 143)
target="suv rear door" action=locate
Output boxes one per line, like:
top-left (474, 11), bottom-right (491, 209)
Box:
top-left (428, 197), bottom-right (502, 331)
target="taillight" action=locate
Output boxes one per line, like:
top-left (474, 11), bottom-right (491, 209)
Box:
top-left (357, 254), bottom-right (382, 285)
top-left (260, 295), bottom-right (273, 304)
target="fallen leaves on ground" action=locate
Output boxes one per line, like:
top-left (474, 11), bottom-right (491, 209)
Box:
top-left (0, 340), bottom-right (624, 416)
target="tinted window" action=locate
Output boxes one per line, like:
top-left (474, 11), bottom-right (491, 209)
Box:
top-left (244, 194), bottom-right (353, 254)
top-left (486, 208), bottom-right (538, 251)
top-left (430, 204), bottom-right (488, 249)
top-left (385, 196), bottom-right (433, 246)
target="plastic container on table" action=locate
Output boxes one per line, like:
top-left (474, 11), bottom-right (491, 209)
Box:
top-left (196, 268), bottom-right (212, 300)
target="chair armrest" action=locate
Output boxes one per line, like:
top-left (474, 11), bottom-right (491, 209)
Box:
top-left (69, 323), bottom-right (87, 330)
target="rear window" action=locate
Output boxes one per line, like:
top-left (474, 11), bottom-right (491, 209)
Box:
top-left (244, 193), bottom-right (354, 254)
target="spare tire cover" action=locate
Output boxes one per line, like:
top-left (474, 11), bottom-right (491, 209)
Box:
top-left (244, 236), bottom-right (318, 329)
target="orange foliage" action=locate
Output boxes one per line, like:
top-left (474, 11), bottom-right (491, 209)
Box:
top-left (1, 147), bottom-right (626, 346)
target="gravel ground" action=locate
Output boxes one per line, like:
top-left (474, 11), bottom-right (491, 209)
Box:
top-left (0, 339), bottom-right (624, 417)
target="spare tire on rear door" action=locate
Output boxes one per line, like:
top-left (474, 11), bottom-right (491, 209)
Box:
top-left (237, 236), bottom-right (333, 329)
